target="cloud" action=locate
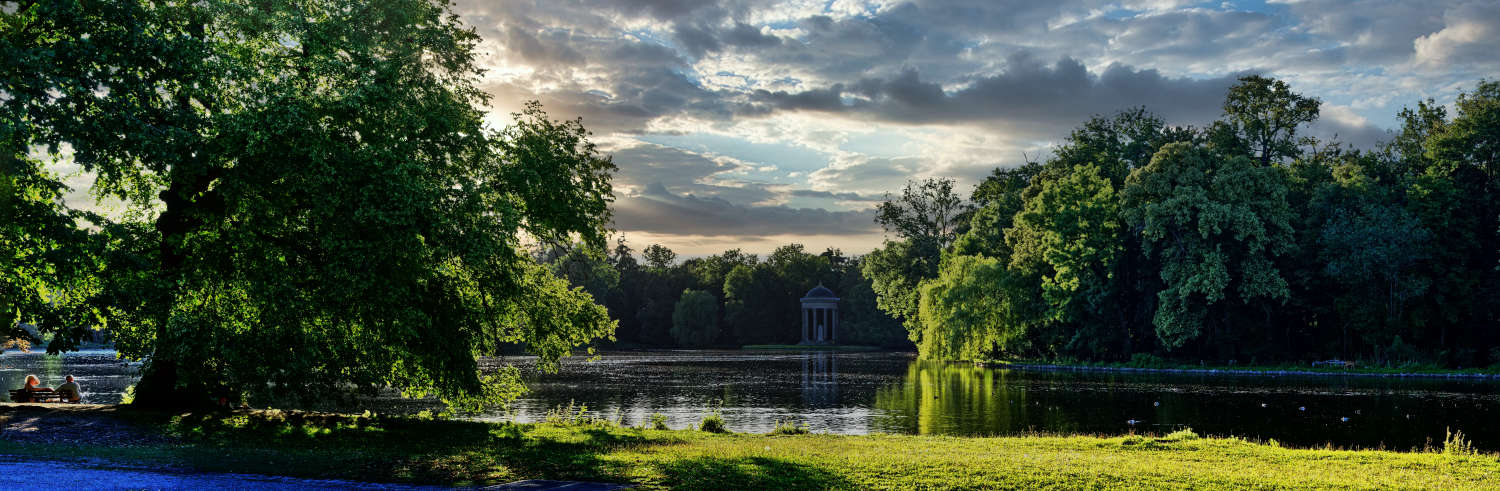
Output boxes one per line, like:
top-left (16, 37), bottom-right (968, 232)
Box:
top-left (449, 0), bottom-right (1487, 254)
top-left (612, 182), bottom-right (877, 236)
top-left (1306, 104), bottom-right (1392, 150)
top-left (754, 54), bottom-right (1247, 136)
top-left (1412, 3), bottom-right (1500, 69)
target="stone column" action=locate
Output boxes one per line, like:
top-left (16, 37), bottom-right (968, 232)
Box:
top-left (801, 306), bottom-right (808, 344)
top-left (832, 308), bottom-right (838, 345)
top-left (816, 309), bottom-right (828, 343)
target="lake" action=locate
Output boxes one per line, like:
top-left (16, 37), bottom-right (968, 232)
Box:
top-left (6, 349), bottom-right (1500, 451)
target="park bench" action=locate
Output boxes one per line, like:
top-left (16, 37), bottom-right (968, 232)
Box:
top-left (7, 389), bottom-right (72, 404)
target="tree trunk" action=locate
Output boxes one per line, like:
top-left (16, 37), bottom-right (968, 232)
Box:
top-left (131, 166), bottom-right (222, 408)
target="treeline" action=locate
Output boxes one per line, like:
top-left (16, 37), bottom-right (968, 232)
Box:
top-left (537, 242), bottom-right (909, 348)
top-left (864, 76), bottom-right (1500, 367)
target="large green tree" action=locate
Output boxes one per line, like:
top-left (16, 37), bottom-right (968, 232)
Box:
top-left (8, 0), bottom-right (616, 409)
top-left (865, 178), bottom-right (967, 340)
top-left (1006, 163), bottom-right (1127, 357)
top-left (1222, 75), bottom-right (1321, 166)
top-left (670, 289), bottom-right (718, 347)
top-left (1123, 143), bottom-right (1295, 350)
top-left (916, 255), bottom-right (1018, 360)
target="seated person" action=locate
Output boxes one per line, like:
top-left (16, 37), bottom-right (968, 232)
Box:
top-left (54, 375), bottom-right (81, 403)
top-left (15, 375), bottom-right (52, 402)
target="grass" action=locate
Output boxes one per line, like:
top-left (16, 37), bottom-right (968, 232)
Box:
top-left (2, 405), bottom-right (1499, 489)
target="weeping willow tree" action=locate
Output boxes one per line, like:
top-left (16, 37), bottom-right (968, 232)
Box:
top-left (5, 0), bottom-right (616, 410)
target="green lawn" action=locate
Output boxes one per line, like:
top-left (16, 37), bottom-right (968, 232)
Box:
top-left (1, 405), bottom-right (1497, 489)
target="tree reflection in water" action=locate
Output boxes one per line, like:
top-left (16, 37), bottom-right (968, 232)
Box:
top-left (874, 361), bottom-right (1041, 435)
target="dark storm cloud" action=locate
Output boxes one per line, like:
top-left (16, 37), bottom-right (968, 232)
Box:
top-left (755, 54), bottom-right (1247, 134)
top-left (787, 189), bottom-right (881, 202)
top-left (613, 183), bottom-right (877, 236)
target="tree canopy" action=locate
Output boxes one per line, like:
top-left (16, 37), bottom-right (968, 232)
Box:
top-left (6, 0), bottom-right (616, 410)
top-left (880, 76), bottom-right (1500, 368)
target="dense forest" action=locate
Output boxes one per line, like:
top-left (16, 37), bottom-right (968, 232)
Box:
top-left (542, 76), bottom-right (1500, 368)
top-left (537, 241), bottom-right (909, 348)
top-left (859, 76), bottom-right (1500, 368)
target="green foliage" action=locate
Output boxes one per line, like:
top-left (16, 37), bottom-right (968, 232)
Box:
top-left (1008, 163), bottom-right (1125, 356)
top-left (876, 178), bottom-right (967, 250)
top-left (769, 419), bottom-right (810, 435)
top-left (1162, 428), bottom-right (1201, 441)
top-left (698, 410), bottom-right (728, 433)
top-left (1126, 353), bottom-right (1170, 369)
top-left (9, 0), bottom-right (616, 409)
top-left (916, 255), bottom-right (1021, 360)
top-left (1222, 75), bottom-right (1321, 165)
top-left (670, 289), bottom-right (719, 347)
top-left (543, 400), bottom-right (617, 429)
top-left (539, 242), bottom-right (621, 305)
top-left (863, 240), bottom-right (940, 341)
top-left (648, 413), bottom-right (670, 430)
top-left (1444, 428), bottom-right (1477, 456)
top-left (0, 155), bottom-right (102, 352)
top-left (643, 244), bottom-right (678, 270)
top-left (1123, 143), bottom-right (1295, 349)
top-left (1319, 203), bottom-right (1430, 347)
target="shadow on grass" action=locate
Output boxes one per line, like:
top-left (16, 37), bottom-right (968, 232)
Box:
top-left (15, 406), bottom-right (858, 488)
top-left (114, 407), bottom-right (674, 486)
top-left (652, 455), bottom-right (855, 490)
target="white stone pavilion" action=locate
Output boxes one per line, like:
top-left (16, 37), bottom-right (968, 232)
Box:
top-left (799, 284), bottom-right (839, 345)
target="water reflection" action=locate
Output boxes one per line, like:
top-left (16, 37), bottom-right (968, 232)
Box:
top-left (801, 352), bottom-right (838, 406)
top-left (0, 350), bottom-right (139, 404)
top-left (8, 349), bottom-right (1500, 451)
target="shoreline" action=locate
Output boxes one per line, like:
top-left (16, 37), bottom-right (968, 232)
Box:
top-left (984, 361), bottom-right (1500, 380)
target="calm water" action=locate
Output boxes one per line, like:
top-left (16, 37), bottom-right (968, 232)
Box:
top-left (0, 350), bottom-right (138, 404)
top-left (7, 349), bottom-right (1500, 451)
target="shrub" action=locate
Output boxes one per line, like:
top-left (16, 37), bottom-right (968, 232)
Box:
top-left (698, 411), bottom-right (728, 433)
top-left (1126, 353), bottom-right (1170, 369)
top-left (769, 419), bottom-right (809, 435)
top-left (648, 413), bottom-right (669, 430)
top-left (544, 400), bottom-right (615, 428)
top-left (1163, 428), bottom-right (1200, 441)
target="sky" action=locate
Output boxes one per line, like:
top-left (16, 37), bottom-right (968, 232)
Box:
top-left (453, 0), bottom-right (1500, 257)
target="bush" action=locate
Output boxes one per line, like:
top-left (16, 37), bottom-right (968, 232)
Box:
top-left (698, 411), bottom-right (728, 433)
top-left (544, 400), bottom-right (615, 428)
top-left (769, 419), bottom-right (809, 435)
top-left (1162, 428), bottom-right (1200, 441)
top-left (1126, 353), bottom-right (1170, 369)
top-left (648, 413), bottom-right (669, 430)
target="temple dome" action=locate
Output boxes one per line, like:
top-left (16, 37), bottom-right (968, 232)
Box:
top-left (803, 284), bottom-right (837, 299)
